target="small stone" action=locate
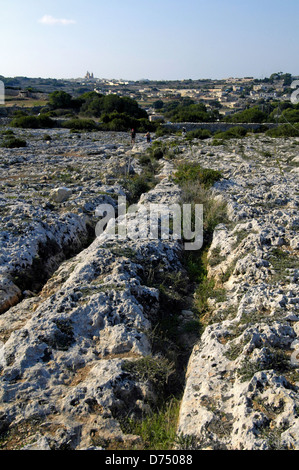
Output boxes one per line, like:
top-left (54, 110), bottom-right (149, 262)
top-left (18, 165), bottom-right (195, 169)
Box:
top-left (50, 187), bottom-right (72, 203)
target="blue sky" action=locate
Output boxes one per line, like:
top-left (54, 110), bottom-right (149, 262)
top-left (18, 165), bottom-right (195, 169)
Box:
top-left (1, 0), bottom-right (298, 80)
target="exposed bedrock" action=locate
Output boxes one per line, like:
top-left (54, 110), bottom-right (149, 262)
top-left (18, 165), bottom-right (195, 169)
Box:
top-left (0, 152), bottom-right (185, 450)
top-left (177, 136), bottom-right (299, 450)
top-left (0, 130), bottom-right (298, 450)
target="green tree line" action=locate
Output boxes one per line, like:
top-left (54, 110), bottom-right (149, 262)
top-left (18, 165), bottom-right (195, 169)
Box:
top-left (10, 91), bottom-right (155, 132)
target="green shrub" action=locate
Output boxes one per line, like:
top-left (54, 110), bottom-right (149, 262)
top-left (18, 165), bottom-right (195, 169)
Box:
top-left (180, 180), bottom-right (227, 237)
top-left (138, 154), bottom-right (161, 175)
top-left (155, 126), bottom-right (173, 137)
top-left (185, 129), bottom-right (212, 140)
top-left (106, 118), bottom-right (129, 132)
top-left (152, 147), bottom-right (164, 159)
top-left (200, 168), bottom-right (223, 188)
top-left (173, 162), bottom-right (222, 189)
top-left (62, 118), bottom-right (98, 131)
top-left (164, 101), bottom-right (217, 123)
top-left (11, 115), bottom-right (38, 128)
top-left (266, 124), bottom-right (299, 138)
top-left (214, 126), bottom-right (248, 140)
top-left (100, 112), bottom-right (154, 132)
top-left (79, 92), bottom-right (148, 120)
top-left (122, 356), bottom-right (175, 392)
top-left (121, 174), bottom-right (157, 204)
top-left (36, 114), bottom-right (56, 128)
top-left (147, 141), bottom-right (169, 160)
top-left (125, 398), bottom-right (181, 450)
top-left (11, 114), bottom-right (55, 129)
top-left (48, 91), bottom-right (74, 109)
top-left (2, 129), bottom-right (15, 137)
top-left (225, 106), bottom-right (267, 123)
top-left (1, 137), bottom-right (27, 148)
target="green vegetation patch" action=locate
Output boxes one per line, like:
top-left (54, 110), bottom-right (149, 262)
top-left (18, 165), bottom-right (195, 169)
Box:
top-left (185, 129), bottom-right (212, 140)
top-left (269, 247), bottom-right (299, 283)
top-left (125, 398), bottom-right (181, 450)
top-left (1, 137), bottom-right (27, 148)
top-left (121, 174), bottom-right (157, 205)
top-left (122, 356), bottom-right (175, 395)
top-left (238, 348), bottom-right (291, 382)
top-left (11, 114), bottom-right (55, 129)
top-left (62, 118), bottom-right (98, 131)
top-left (225, 106), bottom-right (267, 124)
top-left (214, 126), bottom-right (248, 140)
top-left (266, 124), bottom-right (299, 138)
top-left (173, 162), bottom-right (222, 189)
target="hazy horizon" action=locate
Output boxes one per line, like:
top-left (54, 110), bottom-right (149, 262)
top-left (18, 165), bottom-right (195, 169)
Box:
top-left (3, 73), bottom-right (294, 82)
top-left (2, 72), bottom-right (297, 82)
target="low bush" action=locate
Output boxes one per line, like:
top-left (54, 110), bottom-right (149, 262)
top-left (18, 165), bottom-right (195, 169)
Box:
top-left (1, 137), bottom-right (27, 148)
top-left (122, 356), bottom-right (175, 392)
top-left (266, 124), bottom-right (299, 138)
top-left (62, 118), bottom-right (98, 131)
top-left (11, 114), bottom-right (55, 129)
top-left (2, 129), bottom-right (15, 137)
top-left (180, 180), bottom-right (227, 245)
top-left (173, 162), bottom-right (222, 189)
top-left (147, 141), bottom-right (168, 160)
top-left (224, 106), bottom-right (267, 123)
top-left (100, 112), bottom-right (154, 133)
top-left (138, 154), bottom-right (161, 175)
top-left (121, 174), bottom-right (157, 204)
top-left (185, 129), bottom-right (212, 140)
top-left (155, 126), bottom-right (173, 137)
top-left (214, 126), bottom-right (248, 140)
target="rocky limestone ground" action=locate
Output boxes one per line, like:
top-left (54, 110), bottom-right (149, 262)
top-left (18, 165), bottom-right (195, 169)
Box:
top-left (176, 135), bottom-right (299, 450)
top-left (0, 127), bottom-right (298, 450)
top-left (0, 128), bottom-right (187, 450)
top-left (0, 129), bottom-right (135, 314)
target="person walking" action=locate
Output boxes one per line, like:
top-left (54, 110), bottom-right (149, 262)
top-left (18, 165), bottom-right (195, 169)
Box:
top-left (131, 128), bottom-right (136, 145)
top-left (145, 132), bottom-right (151, 143)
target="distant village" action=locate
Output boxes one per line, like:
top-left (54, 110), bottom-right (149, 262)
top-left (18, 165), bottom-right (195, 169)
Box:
top-left (1, 71), bottom-right (297, 120)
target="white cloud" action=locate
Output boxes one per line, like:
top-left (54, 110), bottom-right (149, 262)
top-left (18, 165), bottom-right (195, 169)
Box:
top-left (38, 15), bottom-right (76, 26)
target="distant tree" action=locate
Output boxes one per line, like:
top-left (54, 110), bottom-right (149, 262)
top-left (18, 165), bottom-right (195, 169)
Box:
top-left (282, 73), bottom-right (293, 87)
top-left (270, 72), bottom-right (283, 82)
top-left (280, 108), bottom-right (299, 123)
top-left (225, 106), bottom-right (267, 123)
top-left (266, 124), bottom-right (299, 137)
top-left (80, 93), bottom-right (147, 120)
top-left (153, 100), bottom-right (164, 110)
top-left (209, 100), bottom-right (222, 109)
top-left (164, 102), bottom-right (213, 123)
top-left (80, 92), bottom-right (104, 117)
top-left (180, 97), bottom-right (195, 107)
top-left (269, 72), bottom-right (293, 86)
top-left (48, 91), bottom-right (73, 109)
